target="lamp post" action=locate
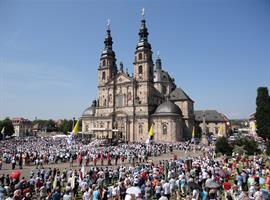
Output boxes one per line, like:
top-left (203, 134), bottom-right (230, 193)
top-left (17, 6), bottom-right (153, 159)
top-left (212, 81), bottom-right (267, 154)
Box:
top-left (72, 117), bottom-right (75, 130)
top-left (203, 110), bottom-right (206, 134)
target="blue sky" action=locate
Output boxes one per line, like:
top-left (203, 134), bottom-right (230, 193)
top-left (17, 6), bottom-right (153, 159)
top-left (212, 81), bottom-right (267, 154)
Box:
top-left (0, 0), bottom-right (269, 120)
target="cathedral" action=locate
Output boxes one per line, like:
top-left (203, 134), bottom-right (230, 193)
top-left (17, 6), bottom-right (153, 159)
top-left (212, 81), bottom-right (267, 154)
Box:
top-left (82, 15), bottom-right (195, 142)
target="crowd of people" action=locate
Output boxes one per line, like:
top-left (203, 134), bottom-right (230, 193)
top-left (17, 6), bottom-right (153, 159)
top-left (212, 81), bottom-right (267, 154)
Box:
top-left (0, 137), bottom-right (202, 169)
top-left (0, 136), bottom-right (270, 200)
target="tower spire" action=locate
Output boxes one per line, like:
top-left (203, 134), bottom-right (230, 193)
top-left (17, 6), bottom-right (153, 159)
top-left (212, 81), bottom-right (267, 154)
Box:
top-left (136, 8), bottom-right (151, 51)
top-left (139, 18), bottom-right (148, 42)
top-left (104, 21), bottom-right (113, 51)
top-left (156, 51), bottom-right (162, 70)
top-left (99, 20), bottom-right (117, 82)
top-left (101, 19), bottom-right (115, 60)
top-left (133, 8), bottom-right (154, 82)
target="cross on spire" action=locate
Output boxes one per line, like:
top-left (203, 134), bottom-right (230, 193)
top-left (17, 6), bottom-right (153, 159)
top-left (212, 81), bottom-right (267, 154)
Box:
top-left (107, 19), bottom-right (111, 31)
top-left (141, 8), bottom-right (145, 19)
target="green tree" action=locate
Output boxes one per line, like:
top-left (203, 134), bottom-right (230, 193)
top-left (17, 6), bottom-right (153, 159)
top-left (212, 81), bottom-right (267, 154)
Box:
top-left (255, 87), bottom-right (270, 139)
top-left (45, 119), bottom-right (56, 132)
top-left (32, 119), bottom-right (57, 132)
top-left (215, 137), bottom-right (233, 156)
top-left (0, 118), bottom-right (15, 137)
top-left (233, 145), bottom-right (246, 155)
top-left (194, 123), bottom-right (202, 138)
top-left (233, 137), bottom-right (260, 155)
top-left (32, 119), bottom-right (44, 126)
top-left (266, 141), bottom-right (270, 156)
top-left (59, 119), bottom-right (73, 134)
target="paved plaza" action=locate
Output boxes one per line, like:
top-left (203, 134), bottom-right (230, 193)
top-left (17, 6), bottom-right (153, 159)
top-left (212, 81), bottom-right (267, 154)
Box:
top-left (0, 149), bottom-right (201, 179)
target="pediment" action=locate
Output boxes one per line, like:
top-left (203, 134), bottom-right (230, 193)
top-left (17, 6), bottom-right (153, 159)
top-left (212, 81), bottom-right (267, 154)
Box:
top-left (106, 73), bottom-right (133, 85)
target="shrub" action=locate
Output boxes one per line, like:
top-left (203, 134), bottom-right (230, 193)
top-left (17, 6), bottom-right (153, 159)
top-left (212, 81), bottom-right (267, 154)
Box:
top-left (266, 141), bottom-right (270, 156)
top-left (215, 137), bottom-right (233, 156)
top-left (233, 137), bottom-right (260, 155)
top-left (233, 145), bottom-right (246, 155)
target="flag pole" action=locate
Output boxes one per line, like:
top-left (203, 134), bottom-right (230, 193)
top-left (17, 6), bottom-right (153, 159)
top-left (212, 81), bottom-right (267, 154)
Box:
top-left (1, 127), bottom-right (5, 140)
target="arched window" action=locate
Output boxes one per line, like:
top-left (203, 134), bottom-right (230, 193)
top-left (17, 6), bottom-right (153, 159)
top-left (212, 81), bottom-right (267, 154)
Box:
top-left (103, 99), bottom-right (107, 106)
top-left (162, 86), bottom-right (167, 94)
top-left (139, 125), bottom-right (143, 134)
top-left (116, 95), bottom-right (123, 107)
top-left (162, 124), bottom-right (167, 134)
top-left (128, 92), bottom-right (132, 101)
top-left (100, 122), bottom-right (104, 128)
top-left (123, 94), bottom-right (126, 106)
top-left (138, 53), bottom-right (142, 60)
top-left (102, 71), bottom-right (106, 80)
top-left (138, 65), bottom-right (143, 75)
top-left (109, 94), bottom-right (112, 103)
top-left (102, 60), bottom-right (106, 66)
top-left (114, 121), bottom-right (118, 129)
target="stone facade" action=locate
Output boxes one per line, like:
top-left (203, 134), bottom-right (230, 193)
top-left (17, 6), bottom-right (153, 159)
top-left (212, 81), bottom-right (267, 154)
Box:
top-left (82, 16), bottom-right (195, 142)
top-left (12, 118), bottom-right (32, 137)
top-left (194, 110), bottom-right (230, 137)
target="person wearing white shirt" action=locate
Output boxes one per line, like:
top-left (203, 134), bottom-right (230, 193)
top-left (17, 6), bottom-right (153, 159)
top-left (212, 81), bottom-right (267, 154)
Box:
top-left (163, 180), bottom-right (171, 199)
top-left (83, 188), bottom-right (90, 200)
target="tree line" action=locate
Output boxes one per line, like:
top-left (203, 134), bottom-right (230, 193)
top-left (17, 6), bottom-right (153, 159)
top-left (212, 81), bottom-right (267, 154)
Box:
top-left (0, 118), bottom-right (82, 140)
top-left (32, 119), bottom-right (82, 134)
top-left (215, 86), bottom-right (270, 156)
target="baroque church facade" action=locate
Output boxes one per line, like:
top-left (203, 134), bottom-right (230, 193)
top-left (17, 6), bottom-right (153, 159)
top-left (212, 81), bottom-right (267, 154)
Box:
top-left (82, 16), bottom-right (195, 142)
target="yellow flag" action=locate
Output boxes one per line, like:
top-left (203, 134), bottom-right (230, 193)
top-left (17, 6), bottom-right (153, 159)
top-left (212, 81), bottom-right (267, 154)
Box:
top-left (218, 124), bottom-right (224, 135)
top-left (148, 125), bottom-right (153, 137)
top-left (72, 120), bottom-right (79, 135)
top-left (1, 127), bottom-right (5, 134)
top-left (192, 126), bottom-right (195, 138)
top-left (252, 123), bottom-right (256, 131)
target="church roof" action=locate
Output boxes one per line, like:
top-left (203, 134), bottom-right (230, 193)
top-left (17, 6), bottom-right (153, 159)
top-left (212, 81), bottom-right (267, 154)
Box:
top-left (154, 68), bottom-right (175, 83)
top-left (194, 110), bottom-right (227, 122)
top-left (153, 101), bottom-right (182, 116)
top-left (82, 106), bottom-right (96, 117)
top-left (249, 113), bottom-right (255, 121)
top-left (82, 101), bottom-right (97, 117)
top-left (169, 88), bottom-right (194, 102)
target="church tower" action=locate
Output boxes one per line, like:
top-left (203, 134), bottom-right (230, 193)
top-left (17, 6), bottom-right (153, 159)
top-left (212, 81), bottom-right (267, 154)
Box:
top-left (98, 21), bottom-right (117, 86)
top-left (133, 10), bottom-right (154, 106)
top-left (133, 15), bottom-right (154, 82)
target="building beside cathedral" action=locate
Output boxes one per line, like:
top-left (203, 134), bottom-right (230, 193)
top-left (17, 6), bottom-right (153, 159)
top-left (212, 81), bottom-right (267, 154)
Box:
top-left (82, 15), bottom-right (195, 142)
top-left (194, 110), bottom-right (230, 137)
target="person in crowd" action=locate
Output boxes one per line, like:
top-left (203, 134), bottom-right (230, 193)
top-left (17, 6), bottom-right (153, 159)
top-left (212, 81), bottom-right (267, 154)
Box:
top-left (0, 136), bottom-right (270, 200)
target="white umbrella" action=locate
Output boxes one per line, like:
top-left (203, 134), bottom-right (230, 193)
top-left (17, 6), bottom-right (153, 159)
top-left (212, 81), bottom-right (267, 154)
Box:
top-left (205, 179), bottom-right (220, 189)
top-left (126, 186), bottom-right (141, 197)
